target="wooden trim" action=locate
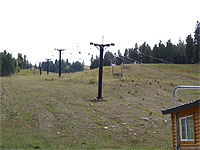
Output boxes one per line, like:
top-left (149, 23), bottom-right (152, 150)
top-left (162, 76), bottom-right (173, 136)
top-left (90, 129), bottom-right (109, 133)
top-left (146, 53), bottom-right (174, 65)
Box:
top-left (193, 112), bottom-right (197, 144)
top-left (171, 113), bottom-right (176, 150)
top-left (195, 126), bottom-right (200, 131)
top-left (179, 115), bottom-right (195, 144)
top-left (180, 145), bottom-right (200, 150)
top-left (194, 115), bottom-right (200, 120)
top-left (195, 119), bottom-right (200, 124)
top-left (180, 144), bottom-right (200, 146)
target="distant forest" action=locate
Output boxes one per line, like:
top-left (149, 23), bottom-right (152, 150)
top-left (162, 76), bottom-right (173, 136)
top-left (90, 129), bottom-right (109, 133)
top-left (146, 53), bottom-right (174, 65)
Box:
top-left (0, 52), bottom-right (84, 76)
top-left (0, 52), bottom-right (33, 76)
top-left (40, 60), bottom-right (84, 73)
top-left (90, 21), bottom-right (199, 69)
top-left (1, 21), bottom-right (199, 76)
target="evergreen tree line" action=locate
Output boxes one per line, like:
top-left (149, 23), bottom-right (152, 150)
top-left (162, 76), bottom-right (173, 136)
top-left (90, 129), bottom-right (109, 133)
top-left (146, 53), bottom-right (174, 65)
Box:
top-left (90, 21), bottom-right (200, 69)
top-left (40, 59), bottom-right (84, 73)
top-left (1, 22), bottom-right (199, 75)
top-left (0, 50), bottom-right (32, 76)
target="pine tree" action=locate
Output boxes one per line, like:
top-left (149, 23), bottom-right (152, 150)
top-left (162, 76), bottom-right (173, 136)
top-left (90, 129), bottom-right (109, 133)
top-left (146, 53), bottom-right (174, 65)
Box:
top-left (193, 21), bottom-right (200, 63)
top-left (124, 49), bottom-right (129, 57)
top-left (129, 43), bottom-right (139, 63)
top-left (166, 39), bottom-right (176, 62)
top-left (186, 34), bottom-right (194, 64)
top-left (0, 50), bottom-right (16, 76)
top-left (174, 40), bottom-right (186, 64)
top-left (152, 44), bottom-right (160, 63)
top-left (158, 41), bottom-right (166, 62)
top-left (104, 51), bottom-right (114, 66)
top-left (90, 55), bottom-right (99, 69)
top-left (139, 42), bottom-right (152, 63)
top-left (116, 50), bottom-right (123, 65)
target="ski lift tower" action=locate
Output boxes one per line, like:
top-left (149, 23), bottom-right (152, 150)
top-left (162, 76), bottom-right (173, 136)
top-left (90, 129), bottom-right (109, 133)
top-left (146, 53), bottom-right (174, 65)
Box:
top-left (90, 42), bottom-right (115, 101)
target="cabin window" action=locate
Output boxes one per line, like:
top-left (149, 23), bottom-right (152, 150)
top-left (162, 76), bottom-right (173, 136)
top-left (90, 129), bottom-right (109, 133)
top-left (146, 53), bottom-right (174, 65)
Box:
top-left (179, 115), bottom-right (194, 141)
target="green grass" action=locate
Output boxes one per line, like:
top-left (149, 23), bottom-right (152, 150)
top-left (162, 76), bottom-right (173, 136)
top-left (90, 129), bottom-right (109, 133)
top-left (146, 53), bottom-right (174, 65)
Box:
top-left (0, 64), bottom-right (199, 149)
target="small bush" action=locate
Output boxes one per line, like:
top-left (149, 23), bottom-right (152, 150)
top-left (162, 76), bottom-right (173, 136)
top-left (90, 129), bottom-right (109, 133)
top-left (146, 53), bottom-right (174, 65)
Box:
top-left (170, 82), bottom-right (175, 86)
top-left (178, 98), bottom-right (182, 102)
top-left (89, 79), bottom-right (95, 84)
top-left (45, 78), bottom-right (54, 81)
top-left (139, 123), bottom-right (144, 127)
top-left (121, 78), bottom-right (126, 83)
top-left (34, 146), bottom-right (40, 149)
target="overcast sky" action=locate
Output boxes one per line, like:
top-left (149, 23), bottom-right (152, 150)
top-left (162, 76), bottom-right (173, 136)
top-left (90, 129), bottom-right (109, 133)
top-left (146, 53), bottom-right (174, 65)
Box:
top-left (0, 0), bottom-right (199, 65)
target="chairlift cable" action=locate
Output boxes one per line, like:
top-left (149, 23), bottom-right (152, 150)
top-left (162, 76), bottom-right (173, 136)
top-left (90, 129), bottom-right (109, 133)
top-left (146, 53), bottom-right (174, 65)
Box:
top-left (114, 55), bottom-right (199, 85)
top-left (138, 51), bottom-right (198, 73)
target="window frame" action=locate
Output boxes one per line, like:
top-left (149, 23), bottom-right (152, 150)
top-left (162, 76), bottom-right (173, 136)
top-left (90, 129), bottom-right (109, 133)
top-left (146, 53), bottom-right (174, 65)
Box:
top-left (179, 115), bottom-right (194, 141)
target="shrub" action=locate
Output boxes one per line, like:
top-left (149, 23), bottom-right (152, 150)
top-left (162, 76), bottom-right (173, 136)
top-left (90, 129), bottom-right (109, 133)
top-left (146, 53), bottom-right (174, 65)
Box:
top-left (149, 112), bottom-right (153, 116)
top-left (89, 79), bottom-right (95, 84)
top-left (178, 98), bottom-right (182, 102)
top-left (45, 78), bottom-right (54, 81)
top-left (170, 82), bottom-right (175, 86)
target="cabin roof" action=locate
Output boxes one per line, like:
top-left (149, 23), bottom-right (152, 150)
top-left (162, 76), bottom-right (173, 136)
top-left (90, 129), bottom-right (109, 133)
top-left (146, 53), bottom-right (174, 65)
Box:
top-left (162, 100), bottom-right (200, 115)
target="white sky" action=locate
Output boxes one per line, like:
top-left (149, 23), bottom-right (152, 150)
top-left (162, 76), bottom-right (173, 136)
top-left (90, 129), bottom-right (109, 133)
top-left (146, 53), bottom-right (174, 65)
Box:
top-left (0, 0), bottom-right (199, 65)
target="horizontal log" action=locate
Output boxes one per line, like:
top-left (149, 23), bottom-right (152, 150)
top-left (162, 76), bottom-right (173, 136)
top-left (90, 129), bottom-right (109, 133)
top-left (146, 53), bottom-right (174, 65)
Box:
top-left (194, 115), bottom-right (200, 119)
top-left (194, 119), bottom-right (200, 123)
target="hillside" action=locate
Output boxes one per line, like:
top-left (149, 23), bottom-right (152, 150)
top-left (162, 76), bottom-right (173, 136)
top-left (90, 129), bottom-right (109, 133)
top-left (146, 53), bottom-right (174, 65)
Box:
top-left (0, 64), bottom-right (199, 149)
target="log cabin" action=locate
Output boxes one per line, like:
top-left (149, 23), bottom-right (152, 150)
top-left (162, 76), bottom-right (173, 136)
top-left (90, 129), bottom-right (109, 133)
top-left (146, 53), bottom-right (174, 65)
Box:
top-left (162, 100), bottom-right (200, 150)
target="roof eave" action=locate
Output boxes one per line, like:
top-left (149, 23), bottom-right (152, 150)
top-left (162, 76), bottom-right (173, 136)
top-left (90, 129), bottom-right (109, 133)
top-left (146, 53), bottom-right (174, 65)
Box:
top-left (162, 100), bottom-right (200, 115)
